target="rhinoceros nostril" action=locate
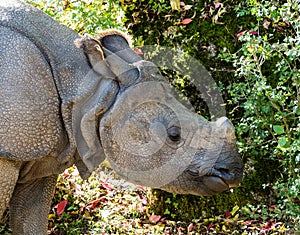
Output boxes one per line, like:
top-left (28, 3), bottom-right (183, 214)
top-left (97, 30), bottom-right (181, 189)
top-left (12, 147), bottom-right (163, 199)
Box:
top-left (212, 167), bottom-right (233, 179)
top-left (215, 166), bottom-right (231, 175)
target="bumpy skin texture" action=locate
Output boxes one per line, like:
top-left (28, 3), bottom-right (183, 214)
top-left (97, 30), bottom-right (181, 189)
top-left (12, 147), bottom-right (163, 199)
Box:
top-left (0, 1), bottom-right (104, 234)
top-left (0, 26), bottom-right (63, 161)
top-left (0, 159), bottom-right (21, 218)
top-left (10, 175), bottom-right (58, 234)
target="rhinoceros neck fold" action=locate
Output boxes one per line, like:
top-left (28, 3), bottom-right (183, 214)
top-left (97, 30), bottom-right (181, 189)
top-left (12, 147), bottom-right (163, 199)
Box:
top-left (0, 0), bottom-right (120, 177)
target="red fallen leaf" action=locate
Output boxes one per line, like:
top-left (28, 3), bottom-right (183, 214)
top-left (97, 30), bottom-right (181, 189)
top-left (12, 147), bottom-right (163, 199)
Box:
top-left (225, 211), bottom-right (231, 218)
top-left (263, 221), bottom-right (277, 230)
top-left (101, 182), bottom-right (115, 190)
top-left (187, 223), bottom-right (194, 232)
top-left (135, 185), bottom-right (146, 192)
top-left (275, 25), bottom-right (284, 31)
top-left (62, 169), bottom-right (69, 178)
top-left (236, 30), bottom-right (249, 37)
top-left (150, 11), bottom-right (158, 15)
top-left (243, 220), bottom-right (252, 226)
top-left (208, 223), bottom-right (214, 229)
top-left (215, 2), bottom-right (221, 8)
top-left (86, 199), bottom-right (101, 210)
top-left (74, 183), bottom-right (83, 196)
top-left (263, 223), bottom-right (271, 230)
top-left (149, 214), bottom-right (161, 224)
top-left (57, 200), bottom-right (68, 215)
top-left (269, 205), bottom-right (276, 210)
top-left (249, 30), bottom-right (259, 35)
top-left (134, 48), bottom-right (143, 55)
top-left (181, 18), bottom-right (192, 24)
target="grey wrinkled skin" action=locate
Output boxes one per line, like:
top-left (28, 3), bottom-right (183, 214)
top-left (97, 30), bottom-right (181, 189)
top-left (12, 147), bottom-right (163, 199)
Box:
top-left (0, 1), bottom-right (243, 234)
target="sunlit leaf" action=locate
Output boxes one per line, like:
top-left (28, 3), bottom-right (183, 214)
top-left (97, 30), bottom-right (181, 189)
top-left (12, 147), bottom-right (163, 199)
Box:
top-left (57, 200), bottom-right (68, 215)
top-left (149, 214), bottom-right (161, 224)
top-left (170, 0), bottom-right (180, 11)
top-left (273, 125), bottom-right (285, 135)
top-left (101, 182), bottom-right (115, 190)
top-left (231, 205), bottom-right (240, 215)
top-left (278, 137), bottom-right (287, 147)
top-left (181, 18), bottom-right (192, 24)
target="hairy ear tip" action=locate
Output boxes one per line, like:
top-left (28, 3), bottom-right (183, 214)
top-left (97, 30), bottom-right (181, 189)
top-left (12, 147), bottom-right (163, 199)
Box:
top-left (97, 29), bottom-right (132, 47)
top-left (74, 34), bottom-right (101, 49)
top-left (74, 37), bottom-right (84, 48)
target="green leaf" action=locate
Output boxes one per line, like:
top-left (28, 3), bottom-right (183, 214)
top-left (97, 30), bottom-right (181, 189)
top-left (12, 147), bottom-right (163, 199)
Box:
top-left (273, 125), bottom-right (285, 135)
top-left (278, 137), bottom-right (287, 147)
top-left (231, 205), bottom-right (240, 215)
top-left (164, 208), bottom-right (170, 215)
top-left (165, 198), bottom-right (172, 204)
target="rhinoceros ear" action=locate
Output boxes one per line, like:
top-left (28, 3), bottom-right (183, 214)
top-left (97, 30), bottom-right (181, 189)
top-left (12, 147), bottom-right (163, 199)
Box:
top-left (98, 29), bottom-right (141, 63)
top-left (74, 34), bottom-right (116, 79)
top-left (75, 32), bottom-right (142, 88)
top-left (98, 30), bottom-right (143, 88)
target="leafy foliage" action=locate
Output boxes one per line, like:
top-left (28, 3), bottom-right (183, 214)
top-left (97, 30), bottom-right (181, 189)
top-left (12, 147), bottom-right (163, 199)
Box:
top-left (229, 0), bottom-right (300, 227)
top-left (122, 0), bottom-right (299, 228)
top-left (122, 0), bottom-right (246, 116)
top-left (26, 0), bottom-right (125, 34)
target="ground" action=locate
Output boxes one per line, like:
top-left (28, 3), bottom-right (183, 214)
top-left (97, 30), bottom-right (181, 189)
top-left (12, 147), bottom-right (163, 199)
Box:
top-left (1, 164), bottom-right (293, 234)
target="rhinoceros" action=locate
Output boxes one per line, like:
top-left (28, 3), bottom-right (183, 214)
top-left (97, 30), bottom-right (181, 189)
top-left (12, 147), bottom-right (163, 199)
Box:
top-left (0, 0), bottom-right (243, 234)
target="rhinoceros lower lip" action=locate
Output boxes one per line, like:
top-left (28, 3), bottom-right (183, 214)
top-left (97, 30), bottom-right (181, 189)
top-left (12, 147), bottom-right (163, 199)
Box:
top-left (202, 176), bottom-right (229, 193)
top-left (185, 169), bottom-right (230, 193)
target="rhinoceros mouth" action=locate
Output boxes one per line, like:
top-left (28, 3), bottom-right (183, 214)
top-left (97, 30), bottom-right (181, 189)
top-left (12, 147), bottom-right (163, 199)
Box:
top-left (185, 169), bottom-right (229, 193)
top-left (183, 145), bottom-right (243, 195)
top-left (160, 173), bottom-right (230, 196)
top-left (184, 163), bottom-right (242, 195)
top-left (202, 175), bottom-right (229, 193)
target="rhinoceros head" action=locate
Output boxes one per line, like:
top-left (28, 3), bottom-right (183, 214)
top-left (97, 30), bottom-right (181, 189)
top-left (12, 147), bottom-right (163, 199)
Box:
top-left (76, 31), bottom-right (243, 196)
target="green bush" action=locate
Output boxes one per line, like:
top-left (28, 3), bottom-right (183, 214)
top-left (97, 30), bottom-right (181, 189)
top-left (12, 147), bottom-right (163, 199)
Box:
top-left (26, 0), bottom-right (125, 34)
top-left (229, 0), bottom-right (300, 227)
top-left (122, 0), bottom-right (299, 227)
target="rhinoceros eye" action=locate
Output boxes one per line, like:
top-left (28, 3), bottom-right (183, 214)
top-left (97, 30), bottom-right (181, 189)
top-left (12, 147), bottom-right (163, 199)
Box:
top-left (167, 126), bottom-right (181, 142)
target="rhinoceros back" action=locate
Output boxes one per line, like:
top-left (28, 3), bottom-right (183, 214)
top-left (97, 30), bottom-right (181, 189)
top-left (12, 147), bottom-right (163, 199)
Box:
top-left (0, 25), bottom-right (65, 161)
top-left (0, 0), bottom-right (98, 163)
top-left (0, 0), bottom-right (90, 100)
